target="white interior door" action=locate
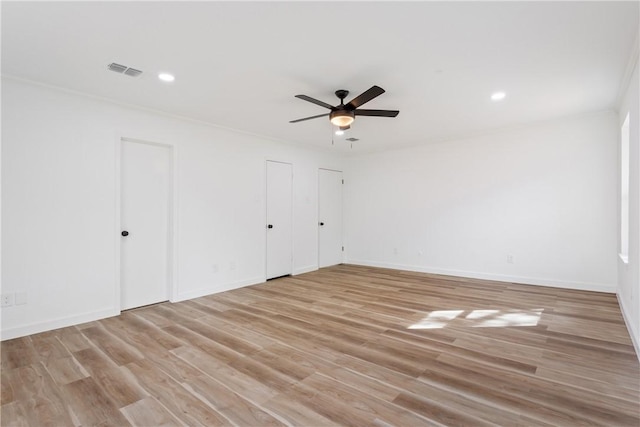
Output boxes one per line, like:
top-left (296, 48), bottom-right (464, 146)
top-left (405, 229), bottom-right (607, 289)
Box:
top-left (121, 139), bottom-right (171, 310)
top-left (319, 169), bottom-right (343, 268)
top-left (266, 161), bottom-right (293, 279)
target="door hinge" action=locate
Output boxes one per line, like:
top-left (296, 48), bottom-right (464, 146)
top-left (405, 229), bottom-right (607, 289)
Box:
top-left (342, 179), bottom-right (344, 184)
top-left (342, 246), bottom-right (344, 251)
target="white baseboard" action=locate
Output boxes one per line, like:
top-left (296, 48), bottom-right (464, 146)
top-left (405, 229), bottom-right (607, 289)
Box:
top-left (2, 276), bottom-right (268, 340)
top-left (346, 259), bottom-right (616, 293)
top-left (617, 293), bottom-right (640, 362)
top-left (173, 276), bottom-right (265, 302)
top-left (293, 265), bottom-right (317, 275)
top-left (1, 308), bottom-right (120, 341)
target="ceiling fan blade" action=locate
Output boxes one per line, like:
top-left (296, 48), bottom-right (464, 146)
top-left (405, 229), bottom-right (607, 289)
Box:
top-left (355, 109), bottom-right (399, 117)
top-left (346, 85), bottom-right (385, 110)
top-left (295, 94), bottom-right (335, 110)
top-left (289, 113), bottom-right (330, 123)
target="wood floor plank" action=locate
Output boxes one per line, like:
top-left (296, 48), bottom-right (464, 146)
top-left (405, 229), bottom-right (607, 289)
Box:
top-left (124, 358), bottom-right (232, 426)
top-left (172, 345), bottom-right (280, 405)
top-left (116, 312), bottom-right (184, 351)
top-left (184, 374), bottom-right (287, 426)
top-left (0, 338), bottom-right (39, 370)
top-left (56, 329), bottom-right (91, 353)
top-left (30, 335), bottom-right (71, 364)
top-left (3, 363), bottom-right (75, 426)
top-left (99, 316), bottom-right (203, 384)
top-left (162, 324), bottom-right (247, 366)
top-left (44, 355), bottom-right (88, 385)
top-left (72, 347), bottom-right (148, 408)
top-left (80, 325), bottom-right (144, 366)
top-left (392, 392), bottom-right (495, 427)
top-left (293, 372), bottom-right (437, 426)
top-left (1, 264), bottom-right (638, 426)
top-left (156, 305), bottom-right (264, 356)
top-left (62, 377), bottom-right (131, 426)
top-left (316, 366), bottom-right (401, 401)
top-left (120, 396), bottom-right (181, 427)
top-left (262, 392), bottom-right (343, 427)
top-left (1, 371), bottom-right (15, 405)
top-left (422, 355), bottom-right (616, 426)
top-left (0, 401), bottom-right (30, 427)
top-left (535, 366), bottom-right (640, 403)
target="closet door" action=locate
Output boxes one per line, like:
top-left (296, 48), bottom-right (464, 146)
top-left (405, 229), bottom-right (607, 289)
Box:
top-left (318, 168), bottom-right (343, 268)
top-left (266, 161), bottom-right (293, 279)
top-left (120, 139), bottom-right (171, 309)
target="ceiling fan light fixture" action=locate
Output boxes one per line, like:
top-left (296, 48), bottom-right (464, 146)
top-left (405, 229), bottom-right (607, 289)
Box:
top-left (330, 110), bottom-right (355, 127)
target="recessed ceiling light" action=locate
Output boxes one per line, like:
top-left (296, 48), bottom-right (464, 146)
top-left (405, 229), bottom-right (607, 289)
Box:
top-left (158, 73), bottom-right (175, 82)
top-left (491, 91), bottom-right (506, 101)
top-left (335, 130), bottom-right (344, 136)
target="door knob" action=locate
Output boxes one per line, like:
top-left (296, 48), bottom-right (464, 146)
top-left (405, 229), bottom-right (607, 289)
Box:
top-left (267, 224), bottom-right (273, 229)
top-left (319, 222), bottom-right (325, 226)
top-left (121, 230), bottom-right (129, 237)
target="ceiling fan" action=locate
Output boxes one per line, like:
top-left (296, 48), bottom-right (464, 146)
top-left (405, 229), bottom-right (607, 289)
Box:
top-left (290, 85), bottom-right (399, 130)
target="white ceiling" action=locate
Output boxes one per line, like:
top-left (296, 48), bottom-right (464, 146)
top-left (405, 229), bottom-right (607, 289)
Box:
top-left (2, 1), bottom-right (638, 152)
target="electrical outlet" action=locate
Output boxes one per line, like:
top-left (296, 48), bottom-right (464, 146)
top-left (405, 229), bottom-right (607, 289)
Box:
top-left (507, 254), bottom-right (514, 264)
top-left (393, 247), bottom-right (398, 255)
top-left (418, 250), bottom-right (423, 256)
top-left (230, 261), bottom-right (236, 271)
top-left (212, 264), bottom-right (219, 273)
top-left (14, 292), bottom-right (27, 305)
top-left (1, 293), bottom-right (14, 307)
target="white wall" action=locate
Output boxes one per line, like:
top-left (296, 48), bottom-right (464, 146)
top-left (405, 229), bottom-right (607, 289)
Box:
top-left (1, 76), bottom-right (629, 343)
top-left (345, 112), bottom-right (618, 292)
top-left (617, 57), bottom-right (640, 356)
top-left (1, 78), bottom-right (343, 339)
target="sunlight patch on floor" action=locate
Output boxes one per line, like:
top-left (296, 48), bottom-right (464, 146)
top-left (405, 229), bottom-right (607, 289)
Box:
top-left (408, 308), bottom-right (544, 329)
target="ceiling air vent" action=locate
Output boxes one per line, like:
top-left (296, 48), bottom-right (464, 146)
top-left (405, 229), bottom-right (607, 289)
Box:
top-left (346, 137), bottom-right (359, 142)
top-left (108, 63), bottom-right (127, 73)
top-left (107, 63), bottom-right (143, 77)
top-left (124, 68), bottom-right (142, 77)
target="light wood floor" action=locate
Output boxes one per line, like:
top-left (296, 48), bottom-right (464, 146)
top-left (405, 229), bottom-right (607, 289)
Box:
top-left (2, 264), bottom-right (639, 426)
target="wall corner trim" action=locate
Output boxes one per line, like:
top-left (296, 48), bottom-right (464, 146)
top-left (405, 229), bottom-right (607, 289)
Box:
top-left (616, 30), bottom-right (640, 109)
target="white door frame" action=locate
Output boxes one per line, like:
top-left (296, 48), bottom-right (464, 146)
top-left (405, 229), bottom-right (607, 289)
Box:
top-left (265, 160), bottom-right (294, 280)
top-left (114, 135), bottom-right (179, 312)
top-left (318, 168), bottom-right (344, 268)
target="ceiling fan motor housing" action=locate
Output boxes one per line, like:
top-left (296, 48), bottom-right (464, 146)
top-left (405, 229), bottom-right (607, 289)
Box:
top-left (335, 89), bottom-right (349, 101)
